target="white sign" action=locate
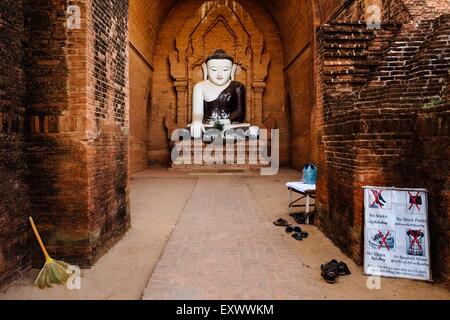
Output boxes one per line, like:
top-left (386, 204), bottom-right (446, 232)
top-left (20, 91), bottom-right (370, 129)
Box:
top-left (363, 186), bottom-right (431, 281)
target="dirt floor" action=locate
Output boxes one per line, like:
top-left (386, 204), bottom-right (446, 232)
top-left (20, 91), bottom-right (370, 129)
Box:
top-left (0, 168), bottom-right (448, 300)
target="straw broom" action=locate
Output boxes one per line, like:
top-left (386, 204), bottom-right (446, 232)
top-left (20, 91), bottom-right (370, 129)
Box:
top-left (29, 217), bottom-right (72, 289)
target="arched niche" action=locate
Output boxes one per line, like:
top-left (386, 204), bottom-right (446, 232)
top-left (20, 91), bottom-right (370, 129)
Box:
top-left (169, 0), bottom-right (270, 126)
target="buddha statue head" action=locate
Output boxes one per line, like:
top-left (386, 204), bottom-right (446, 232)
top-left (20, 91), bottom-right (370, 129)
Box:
top-left (203, 49), bottom-right (237, 86)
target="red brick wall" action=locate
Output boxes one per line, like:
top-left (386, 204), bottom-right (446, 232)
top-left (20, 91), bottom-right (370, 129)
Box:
top-left (332, 0), bottom-right (450, 23)
top-left (129, 51), bottom-right (152, 173)
top-left (128, 0), bottom-right (177, 172)
top-left (258, 0), bottom-right (315, 169)
top-left (402, 0), bottom-right (450, 20)
top-left (85, 0), bottom-right (130, 263)
top-left (286, 46), bottom-right (314, 169)
top-left (9, 0), bottom-right (129, 272)
top-left (21, 0), bottom-right (91, 267)
top-left (0, 0), bottom-right (32, 289)
top-left (316, 0), bottom-right (450, 285)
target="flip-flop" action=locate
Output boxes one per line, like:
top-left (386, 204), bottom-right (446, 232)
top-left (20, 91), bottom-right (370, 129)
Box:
top-left (321, 269), bottom-right (336, 284)
top-left (292, 232), bottom-right (304, 241)
top-left (321, 259), bottom-right (338, 271)
top-left (336, 261), bottom-right (351, 275)
top-left (286, 226), bottom-right (302, 234)
top-left (273, 218), bottom-right (290, 227)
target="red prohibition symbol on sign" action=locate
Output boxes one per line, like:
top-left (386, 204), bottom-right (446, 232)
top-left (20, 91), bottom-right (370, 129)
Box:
top-left (408, 191), bottom-right (421, 210)
top-left (377, 230), bottom-right (391, 251)
top-left (371, 190), bottom-right (384, 208)
top-left (408, 229), bottom-right (423, 252)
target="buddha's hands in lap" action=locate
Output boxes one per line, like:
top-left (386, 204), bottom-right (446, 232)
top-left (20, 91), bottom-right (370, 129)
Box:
top-left (190, 121), bottom-right (205, 139)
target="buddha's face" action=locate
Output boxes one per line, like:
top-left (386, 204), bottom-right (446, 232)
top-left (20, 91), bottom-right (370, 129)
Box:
top-left (206, 59), bottom-right (233, 86)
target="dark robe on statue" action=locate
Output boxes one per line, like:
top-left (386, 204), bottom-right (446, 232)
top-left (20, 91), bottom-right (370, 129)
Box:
top-left (203, 81), bottom-right (246, 123)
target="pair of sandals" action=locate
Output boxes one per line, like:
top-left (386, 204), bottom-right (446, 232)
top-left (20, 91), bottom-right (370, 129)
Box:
top-left (320, 259), bottom-right (351, 284)
top-left (285, 225), bottom-right (309, 241)
top-left (273, 219), bottom-right (309, 241)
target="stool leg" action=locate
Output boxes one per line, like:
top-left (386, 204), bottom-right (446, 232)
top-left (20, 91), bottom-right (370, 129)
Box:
top-left (306, 195), bottom-right (310, 224)
top-left (289, 190), bottom-right (292, 215)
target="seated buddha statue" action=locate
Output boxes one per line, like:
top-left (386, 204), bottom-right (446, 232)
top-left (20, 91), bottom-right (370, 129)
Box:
top-left (190, 49), bottom-right (249, 139)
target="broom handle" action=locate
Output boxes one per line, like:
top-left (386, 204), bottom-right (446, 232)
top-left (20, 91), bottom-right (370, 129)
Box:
top-left (29, 217), bottom-right (52, 262)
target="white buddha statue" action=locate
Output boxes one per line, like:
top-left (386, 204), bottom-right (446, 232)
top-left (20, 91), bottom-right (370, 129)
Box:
top-left (190, 49), bottom-right (251, 139)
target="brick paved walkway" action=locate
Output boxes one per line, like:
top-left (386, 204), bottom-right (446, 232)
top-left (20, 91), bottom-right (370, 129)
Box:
top-left (142, 176), bottom-right (319, 300)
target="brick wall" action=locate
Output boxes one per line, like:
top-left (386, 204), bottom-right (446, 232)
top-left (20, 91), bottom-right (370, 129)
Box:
top-left (21, 0), bottom-right (90, 267)
top-left (258, 0), bottom-right (315, 169)
top-left (2, 0), bottom-right (130, 277)
top-left (128, 0), bottom-right (177, 173)
top-left (85, 0), bottom-right (130, 263)
top-left (336, 0), bottom-right (412, 23)
top-left (402, 0), bottom-right (450, 20)
top-left (0, 0), bottom-right (32, 289)
top-left (129, 51), bottom-right (152, 173)
top-left (316, 0), bottom-right (450, 285)
top-left (332, 0), bottom-right (450, 23)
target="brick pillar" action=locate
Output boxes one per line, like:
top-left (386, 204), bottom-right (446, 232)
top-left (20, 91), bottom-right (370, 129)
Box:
top-left (252, 82), bottom-right (266, 125)
top-left (175, 81), bottom-right (188, 126)
top-left (0, 0), bottom-right (32, 289)
top-left (22, 0), bottom-right (130, 268)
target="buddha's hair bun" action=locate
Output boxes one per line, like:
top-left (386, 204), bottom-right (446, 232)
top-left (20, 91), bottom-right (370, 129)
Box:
top-left (206, 49), bottom-right (234, 64)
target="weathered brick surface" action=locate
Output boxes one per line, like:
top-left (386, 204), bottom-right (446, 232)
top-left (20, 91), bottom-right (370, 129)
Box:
top-left (334, 0), bottom-right (450, 23)
top-left (336, 0), bottom-right (412, 23)
top-left (21, 0), bottom-right (88, 268)
top-left (85, 0), bottom-right (130, 265)
top-left (128, 0), bottom-right (178, 173)
top-left (316, 3), bottom-right (450, 285)
top-left (1, 0), bottom-right (131, 290)
top-left (256, 0), bottom-right (314, 169)
top-left (0, 0), bottom-right (32, 290)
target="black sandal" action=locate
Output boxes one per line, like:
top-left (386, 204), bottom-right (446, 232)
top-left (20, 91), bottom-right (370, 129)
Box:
top-left (321, 259), bottom-right (338, 271)
top-left (321, 269), bottom-right (336, 284)
top-left (273, 218), bottom-right (290, 227)
top-left (292, 232), bottom-right (304, 241)
top-left (286, 226), bottom-right (302, 234)
top-left (336, 261), bottom-right (351, 275)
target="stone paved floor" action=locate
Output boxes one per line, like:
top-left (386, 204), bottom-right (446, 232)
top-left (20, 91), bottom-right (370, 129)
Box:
top-left (143, 176), bottom-right (319, 299)
top-left (142, 173), bottom-right (450, 300)
top-left (2, 169), bottom-right (448, 300)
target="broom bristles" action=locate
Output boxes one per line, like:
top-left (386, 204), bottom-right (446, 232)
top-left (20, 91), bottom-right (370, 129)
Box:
top-left (34, 259), bottom-right (72, 289)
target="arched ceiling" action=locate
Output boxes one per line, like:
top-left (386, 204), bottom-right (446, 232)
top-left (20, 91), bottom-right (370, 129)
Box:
top-left (129, 0), bottom-right (315, 67)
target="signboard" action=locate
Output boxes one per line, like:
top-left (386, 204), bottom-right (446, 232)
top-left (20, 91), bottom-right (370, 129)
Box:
top-left (363, 186), bottom-right (431, 281)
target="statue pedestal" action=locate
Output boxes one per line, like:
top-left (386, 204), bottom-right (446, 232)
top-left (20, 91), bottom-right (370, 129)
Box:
top-left (186, 123), bottom-right (252, 130)
top-left (169, 138), bottom-right (272, 173)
